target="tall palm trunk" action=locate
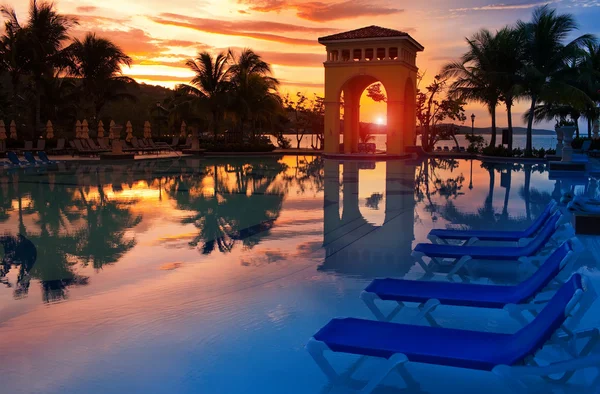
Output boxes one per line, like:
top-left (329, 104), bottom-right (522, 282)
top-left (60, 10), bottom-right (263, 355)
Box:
top-left (525, 96), bottom-right (537, 156)
top-left (490, 104), bottom-right (497, 148)
top-left (34, 88), bottom-right (42, 140)
top-left (588, 118), bottom-right (592, 139)
top-left (574, 115), bottom-right (580, 139)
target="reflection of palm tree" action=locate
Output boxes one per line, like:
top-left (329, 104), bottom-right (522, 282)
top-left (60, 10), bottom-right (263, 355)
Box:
top-left (74, 186), bottom-right (141, 269)
top-left (522, 164), bottom-right (532, 220)
top-left (414, 158), bottom-right (465, 222)
top-left (481, 162), bottom-right (496, 219)
top-left (366, 193), bottom-right (384, 210)
top-left (169, 157), bottom-right (287, 255)
top-left (502, 170), bottom-right (512, 219)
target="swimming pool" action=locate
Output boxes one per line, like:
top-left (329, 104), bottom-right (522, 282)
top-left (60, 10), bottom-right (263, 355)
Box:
top-left (0, 156), bottom-right (598, 393)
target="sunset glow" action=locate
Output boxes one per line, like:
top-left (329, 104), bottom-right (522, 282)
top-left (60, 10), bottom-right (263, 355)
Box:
top-left (7, 1), bottom-right (600, 127)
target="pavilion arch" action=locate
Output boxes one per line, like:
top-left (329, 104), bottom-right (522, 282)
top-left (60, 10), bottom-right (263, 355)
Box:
top-left (319, 26), bottom-right (424, 156)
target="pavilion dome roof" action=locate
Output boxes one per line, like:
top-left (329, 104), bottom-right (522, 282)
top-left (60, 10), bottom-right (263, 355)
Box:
top-left (318, 26), bottom-right (409, 42)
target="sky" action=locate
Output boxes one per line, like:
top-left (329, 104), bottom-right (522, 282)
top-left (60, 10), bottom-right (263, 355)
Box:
top-left (8, 0), bottom-right (600, 129)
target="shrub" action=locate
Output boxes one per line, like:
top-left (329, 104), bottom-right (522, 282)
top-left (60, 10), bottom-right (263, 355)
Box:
top-left (203, 141), bottom-right (276, 152)
top-left (482, 145), bottom-right (512, 157)
top-left (571, 137), bottom-right (585, 149)
top-left (465, 133), bottom-right (486, 153)
top-left (274, 132), bottom-right (292, 149)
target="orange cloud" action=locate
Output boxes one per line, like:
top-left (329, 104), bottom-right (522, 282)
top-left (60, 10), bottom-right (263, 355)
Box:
top-left (76, 6), bottom-right (98, 13)
top-left (149, 13), bottom-right (335, 46)
top-left (216, 47), bottom-right (325, 67)
top-left (71, 28), bottom-right (165, 57)
top-left (238, 0), bottom-right (404, 22)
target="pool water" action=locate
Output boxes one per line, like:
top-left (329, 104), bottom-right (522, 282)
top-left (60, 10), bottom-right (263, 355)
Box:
top-left (0, 156), bottom-right (599, 394)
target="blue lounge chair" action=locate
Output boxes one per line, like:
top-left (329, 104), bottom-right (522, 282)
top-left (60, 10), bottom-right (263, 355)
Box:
top-left (413, 212), bottom-right (571, 276)
top-left (567, 196), bottom-right (600, 214)
top-left (361, 238), bottom-right (585, 324)
top-left (428, 201), bottom-right (557, 245)
top-left (24, 151), bottom-right (43, 165)
top-left (7, 151), bottom-right (29, 166)
top-left (308, 275), bottom-right (599, 394)
top-left (37, 151), bottom-right (58, 164)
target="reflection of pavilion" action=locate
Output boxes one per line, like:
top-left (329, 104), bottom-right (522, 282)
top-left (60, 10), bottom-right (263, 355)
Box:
top-left (320, 159), bottom-right (417, 278)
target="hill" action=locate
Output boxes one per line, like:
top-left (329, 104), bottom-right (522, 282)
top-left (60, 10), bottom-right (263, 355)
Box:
top-left (454, 125), bottom-right (555, 135)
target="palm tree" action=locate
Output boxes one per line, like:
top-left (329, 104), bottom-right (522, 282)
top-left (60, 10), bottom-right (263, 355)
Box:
top-left (66, 33), bottom-right (136, 119)
top-left (229, 48), bottom-right (280, 138)
top-left (518, 5), bottom-right (596, 156)
top-left (577, 42), bottom-right (600, 137)
top-left (1, 1), bottom-right (77, 138)
top-left (179, 51), bottom-right (231, 140)
top-left (442, 29), bottom-right (500, 147)
top-left (359, 122), bottom-right (375, 143)
top-left (494, 27), bottom-right (525, 151)
top-left (0, 6), bottom-right (29, 110)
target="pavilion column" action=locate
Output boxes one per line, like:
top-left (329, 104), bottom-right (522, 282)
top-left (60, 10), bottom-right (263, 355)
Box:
top-left (384, 160), bottom-right (416, 251)
top-left (343, 87), bottom-right (360, 154)
top-left (323, 159), bottom-right (341, 246)
top-left (387, 99), bottom-right (404, 154)
top-left (324, 100), bottom-right (341, 153)
top-left (341, 161), bottom-right (360, 223)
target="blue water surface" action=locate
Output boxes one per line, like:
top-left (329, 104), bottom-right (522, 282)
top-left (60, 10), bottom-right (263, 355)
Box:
top-left (0, 156), bottom-right (598, 394)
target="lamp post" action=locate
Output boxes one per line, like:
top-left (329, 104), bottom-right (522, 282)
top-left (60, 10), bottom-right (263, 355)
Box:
top-left (471, 113), bottom-right (476, 135)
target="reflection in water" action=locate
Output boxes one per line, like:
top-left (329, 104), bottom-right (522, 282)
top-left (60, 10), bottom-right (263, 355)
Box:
top-left (167, 157), bottom-right (288, 254)
top-left (321, 160), bottom-right (417, 278)
top-left (1, 155), bottom-right (600, 394)
top-left (1, 156), bottom-right (598, 304)
top-left (0, 157), bottom-right (318, 302)
top-left (320, 158), bottom-right (600, 283)
top-left (0, 234), bottom-right (36, 298)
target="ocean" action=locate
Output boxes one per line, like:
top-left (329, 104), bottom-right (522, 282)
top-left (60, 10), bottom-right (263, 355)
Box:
top-left (274, 133), bottom-right (559, 151)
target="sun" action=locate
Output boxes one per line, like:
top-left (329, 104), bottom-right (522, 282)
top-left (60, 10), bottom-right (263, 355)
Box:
top-left (375, 116), bottom-right (385, 125)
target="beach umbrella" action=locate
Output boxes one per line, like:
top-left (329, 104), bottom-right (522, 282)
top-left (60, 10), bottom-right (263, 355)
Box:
top-left (143, 121), bottom-right (151, 139)
top-left (0, 120), bottom-right (6, 140)
top-left (109, 120), bottom-right (116, 139)
top-left (125, 121), bottom-right (133, 142)
top-left (180, 121), bottom-right (187, 137)
top-left (46, 120), bottom-right (54, 139)
top-left (75, 120), bottom-right (82, 138)
top-left (82, 119), bottom-right (89, 139)
top-left (98, 120), bottom-right (105, 138)
top-left (9, 120), bottom-right (17, 139)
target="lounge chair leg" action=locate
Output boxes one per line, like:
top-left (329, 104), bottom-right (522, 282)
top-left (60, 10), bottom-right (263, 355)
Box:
top-left (465, 237), bottom-right (479, 246)
top-left (428, 234), bottom-right (446, 245)
top-left (447, 255), bottom-right (472, 277)
top-left (306, 339), bottom-right (339, 382)
top-left (359, 354), bottom-right (408, 394)
top-left (492, 365), bottom-right (529, 394)
top-left (504, 304), bottom-right (532, 326)
top-left (412, 251), bottom-right (433, 274)
top-left (361, 292), bottom-right (404, 322)
top-left (414, 299), bottom-right (440, 324)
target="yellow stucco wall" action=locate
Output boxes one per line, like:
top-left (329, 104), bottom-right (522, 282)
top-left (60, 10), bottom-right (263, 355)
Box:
top-left (322, 42), bottom-right (421, 155)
